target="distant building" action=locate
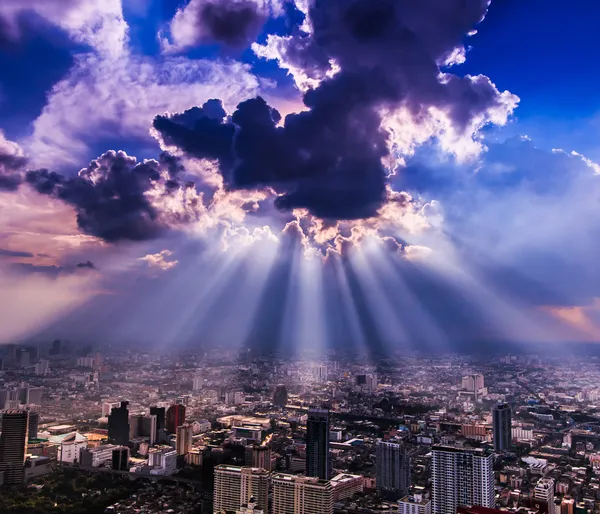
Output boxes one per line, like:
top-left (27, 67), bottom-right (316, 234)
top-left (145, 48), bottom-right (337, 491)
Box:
top-left (330, 473), bottom-right (363, 501)
top-left (108, 402), bottom-right (130, 446)
top-left (192, 376), bottom-right (203, 391)
top-left (80, 445), bottom-right (118, 468)
top-left (245, 445), bottom-right (272, 471)
top-left (176, 423), bottom-right (193, 456)
top-left (166, 404), bottom-right (186, 434)
top-left (532, 478), bottom-right (555, 512)
top-left (28, 411), bottom-right (40, 439)
top-left (313, 365), bottom-right (328, 382)
top-left (272, 473), bottom-right (333, 514)
top-left (273, 385), bottom-right (288, 407)
top-left (148, 446), bottom-right (177, 475)
top-left (492, 403), bottom-right (512, 452)
top-left (376, 440), bottom-right (410, 500)
top-left (214, 465), bottom-right (270, 513)
top-left (55, 432), bottom-right (88, 464)
top-left (399, 493), bottom-right (432, 514)
top-left (111, 446), bottom-right (129, 471)
top-left (432, 446), bottom-right (495, 514)
top-left (150, 406), bottom-right (166, 442)
top-left (306, 408), bottom-right (330, 480)
top-left (0, 410), bottom-right (29, 484)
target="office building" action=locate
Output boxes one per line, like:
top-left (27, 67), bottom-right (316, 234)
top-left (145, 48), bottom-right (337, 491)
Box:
top-left (245, 445), bottom-right (272, 471)
top-left (376, 440), bottom-right (410, 500)
top-left (176, 423), bottom-right (193, 456)
top-left (166, 404), bottom-right (186, 434)
top-left (432, 446), bottom-right (495, 514)
top-left (272, 473), bottom-right (334, 514)
top-left (460, 374), bottom-right (487, 400)
top-left (492, 403), bottom-right (512, 452)
top-left (532, 478), bottom-right (555, 512)
top-left (214, 465), bottom-right (270, 513)
top-left (399, 493), bottom-right (432, 514)
top-left (150, 406), bottom-right (166, 442)
top-left (313, 365), bottom-right (328, 382)
top-left (112, 446), bottom-right (130, 471)
top-left (306, 408), bottom-right (330, 480)
top-left (28, 411), bottom-right (39, 439)
top-left (102, 402), bottom-right (121, 417)
top-left (273, 385), bottom-right (288, 407)
top-left (0, 410), bottom-right (29, 484)
top-left (108, 401), bottom-right (130, 446)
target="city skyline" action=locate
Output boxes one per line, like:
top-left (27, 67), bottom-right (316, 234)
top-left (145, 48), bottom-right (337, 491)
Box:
top-left (0, 0), bottom-right (598, 355)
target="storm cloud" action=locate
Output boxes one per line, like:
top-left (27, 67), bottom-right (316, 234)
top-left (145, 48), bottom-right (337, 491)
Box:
top-left (24, 150), bottom-right (202, 242)
top-left (154, 0), bottom-right (517, 220)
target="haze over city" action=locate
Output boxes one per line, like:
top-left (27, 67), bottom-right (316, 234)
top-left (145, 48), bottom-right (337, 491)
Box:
top-left (1, 0), bottom-right (600, 513)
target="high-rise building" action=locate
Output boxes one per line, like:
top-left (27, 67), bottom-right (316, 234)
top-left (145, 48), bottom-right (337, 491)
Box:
top-left (431, 446), bottom-right (495, 514)
top-left (313, 365), bottom-right (328, 382)
top-left (214, 465), bottom-right (270, 513)
top-left (272, 473), bottom-right (334, 514)
top-left (0, 410), bottom-right (29, 484)
top-left (492, 403), bottom-right (512, 452)
top-left (306, 408), bottom-right (330, 480)
top-left (273, 385), bottom-right (288, 407)
top-left (28, 411), bottom-right (40, 439)
top-left (376, 440), bottom-right (410, 500)
top-left (111, 446), bottom-right (130, 471)
top-left (150, 406), bottom-right (166, 442)
top-left (245, 445), bottom-right (272, 471)
top-left (108, 401), bottom-right (130, 446)
top-left (460, 374), bottom-right (487, 400)
top-left (166, 404), bottom-right (186, 434)
top-left (192, 376), bottom-right (203, 391)
top-left (532, 478), bottom-right (555, 512)
top-left (176, 423), bottom-right (193, 456)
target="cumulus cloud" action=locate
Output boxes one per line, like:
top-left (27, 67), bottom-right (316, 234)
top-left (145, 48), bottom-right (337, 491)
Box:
top-left (0, 0), bottom-right (128, 58)
top-left (155, 0), bottom-right (517, 223)
top-left (162, 0), bottom-right (283, 52)
top-left (25, 53), bottom-right (264, 169)
top-left (139, 249), bottom-right (179, 271)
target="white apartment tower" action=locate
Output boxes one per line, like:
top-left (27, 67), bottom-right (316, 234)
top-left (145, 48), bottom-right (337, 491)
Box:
top-left (431, 446), bottom-right (495, 514)
top-left (214, 465), bottom-right (270, 513)
top-left (271, 473), bottom-right (334, 514)
top-left (532, 478), bottom-right (555, 511)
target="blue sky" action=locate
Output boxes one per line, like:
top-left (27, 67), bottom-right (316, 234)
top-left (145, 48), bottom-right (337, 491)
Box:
top-left (0, 0), bottom-right (598, 353)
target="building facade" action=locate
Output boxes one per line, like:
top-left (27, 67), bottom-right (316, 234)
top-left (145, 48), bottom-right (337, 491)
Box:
top-left (306, 408), bottom-right (330, 480)
top-left (108, 401), bottom-right (130, 446)
top-left (492, 403), bottom-right (512, 452)
top-left (432, 446), bottom-right (495, 514)
top-left (272, 473), bottom-right (334, 514)
top-left (214, 465), bottom-right (270, 513)
top-left (376, 440), bottom-right (410, 500)
top-left (0, 410), bottom-right (29, 484)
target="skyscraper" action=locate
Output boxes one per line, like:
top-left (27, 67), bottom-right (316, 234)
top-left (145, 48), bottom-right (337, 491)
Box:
top-left (306, 408), bottom-right (330, 480)
top-left (214, 465), bottom-right (270, 513)
top-left (245, 444), bottom-right (272, 471)
top-left (0, 410), bottom-right (29, 484)
top-left (111, 446), bottom-right (130, 471)
top-left (150, 406), bottom-right (166, 442)
top-left (431, 446), bottom-right (495, 514)
top-left (273, 385), bottom-right (288, 407)
top-left (166, 404), bottom-right (186, 434)
top-left (28, 411), bottom-right (40, 439)
top-left (176, 423), bottom-right (193, 456)
top-left (376, 440), bottom-right (410, 500)
top-left (492, 403), bottom-right (512, 452)
top-left (108, 401), bottom-right (130, 446)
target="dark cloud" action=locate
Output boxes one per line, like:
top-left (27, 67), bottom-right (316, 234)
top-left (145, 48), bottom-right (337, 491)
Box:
top-left (0, 135), bottom-right (27, 191)
top-left (25, 150), bottom-right (196, 242)
top-left (10, 261), bottom-right (97, 278)
top-left (154, 0), bottom-right (512, 220)
top-left (197, 0), bottom-right (268, 48)
top-left (0, 248), bottom-right (34, 258)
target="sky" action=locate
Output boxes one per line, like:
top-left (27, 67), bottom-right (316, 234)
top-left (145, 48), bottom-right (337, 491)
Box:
top-left (0, 0), bottom-right (599, 356)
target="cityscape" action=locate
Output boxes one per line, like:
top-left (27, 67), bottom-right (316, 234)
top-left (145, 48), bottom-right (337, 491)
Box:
top-left (2, 344), bottom-right (600, 513)
top-left (1, 0), bottom-right (600, 513)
